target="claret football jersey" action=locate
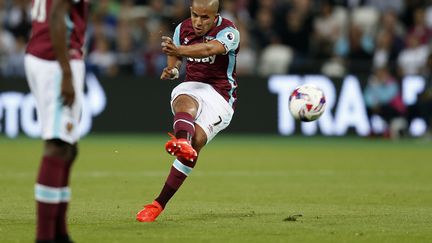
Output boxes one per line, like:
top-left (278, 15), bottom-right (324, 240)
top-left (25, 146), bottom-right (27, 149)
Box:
top-left (26, 0), bottom-right (88, 60)
top-left (173, 16), bottom-right (240, 108)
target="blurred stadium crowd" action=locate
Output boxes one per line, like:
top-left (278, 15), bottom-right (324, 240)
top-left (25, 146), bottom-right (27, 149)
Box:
top-left (0, 0), bottom-right (432, 78)
top-left (1, 0), bottom-right (432, 137)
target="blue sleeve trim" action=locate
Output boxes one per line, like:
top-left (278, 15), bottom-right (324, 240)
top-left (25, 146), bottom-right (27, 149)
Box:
top-left (215, 27), bottom-right (240, 54)
top-left (173, 23), bottom-right (182, 46)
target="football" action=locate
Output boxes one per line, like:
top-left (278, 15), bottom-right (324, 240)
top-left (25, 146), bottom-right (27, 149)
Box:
top-left (289, 84), bottom-right (326, 122)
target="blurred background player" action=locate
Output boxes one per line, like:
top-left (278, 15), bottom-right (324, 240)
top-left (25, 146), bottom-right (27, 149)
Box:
top-left (136, 0), bottom-right (240, 222)
top-left (25, 0), bottom-right (88, 242)
top-left (364, 66), bottom-right (406, 138)
top-left (407, 52), bottom-right (432, 138)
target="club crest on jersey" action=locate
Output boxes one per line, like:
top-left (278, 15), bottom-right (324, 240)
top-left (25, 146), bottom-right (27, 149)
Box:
top-left (66, 122), bottom-right (74, 133)
top-left (183, 37), bottom-right (190, 45)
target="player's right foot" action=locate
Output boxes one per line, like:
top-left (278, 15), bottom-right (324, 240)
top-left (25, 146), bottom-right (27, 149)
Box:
top-left (136, 201), bottom-right (163, 222)
top-left (165, 133), bottom-right (197, 162)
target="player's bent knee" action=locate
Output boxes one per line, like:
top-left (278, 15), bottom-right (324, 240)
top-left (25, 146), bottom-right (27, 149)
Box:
top-left (173, 95), bottom-right (199, 116)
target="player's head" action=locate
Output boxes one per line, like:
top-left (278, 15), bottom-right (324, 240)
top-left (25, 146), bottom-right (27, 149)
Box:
top-left (190, 0), bottom-right (219, 36)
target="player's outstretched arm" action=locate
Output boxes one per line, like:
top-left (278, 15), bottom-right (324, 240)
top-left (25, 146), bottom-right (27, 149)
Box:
top-left (50, 0), bottom-right (74, 107)
top-left (161, 36), bottom-right (226, 58)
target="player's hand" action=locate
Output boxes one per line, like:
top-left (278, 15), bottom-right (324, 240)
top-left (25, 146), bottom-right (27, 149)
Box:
top-left (61, 70), bottom-right (75, 107)
top-left (160, 67), bottom-right (179, 80)
top-left (161, 36), bottom-right (179, 56)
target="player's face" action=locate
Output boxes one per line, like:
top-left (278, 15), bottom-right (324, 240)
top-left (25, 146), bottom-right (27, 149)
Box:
top-left (190, 5), bottom-right (218, 36)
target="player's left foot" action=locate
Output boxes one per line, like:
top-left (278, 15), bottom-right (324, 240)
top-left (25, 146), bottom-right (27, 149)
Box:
top-left (165, 133), bottom-right (197, 162)
top-left (136, 201), bottom-right (163, 222)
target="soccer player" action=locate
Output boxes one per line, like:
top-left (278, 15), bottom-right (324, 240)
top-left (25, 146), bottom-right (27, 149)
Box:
top-left (25, 0), bottom-right (88, 242)
top-left (136, 0), bottom-right (240, 222)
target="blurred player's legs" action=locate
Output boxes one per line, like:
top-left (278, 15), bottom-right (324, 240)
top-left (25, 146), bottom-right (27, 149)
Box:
top-left (55, 142), bottom-right (77, 243)
top-left (36, 140), bottom-right (77, 243)
top-left (137, 82), bottom-right (233, 222)
top-left (26, 55), bottom-right (84, 242)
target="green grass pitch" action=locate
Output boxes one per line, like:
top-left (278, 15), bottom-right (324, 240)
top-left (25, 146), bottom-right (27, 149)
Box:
top-left (1, 134), bottom-right (432, 243)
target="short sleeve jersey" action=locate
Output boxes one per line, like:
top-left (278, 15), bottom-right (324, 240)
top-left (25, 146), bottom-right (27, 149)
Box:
top-left (26, 0), bottom-right (88, 60)
top-left (173, 16), bottom-right (240, 108)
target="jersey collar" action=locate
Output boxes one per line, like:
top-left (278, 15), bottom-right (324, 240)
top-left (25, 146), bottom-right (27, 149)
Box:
top-left (216, 15), bottom-right (222, 27)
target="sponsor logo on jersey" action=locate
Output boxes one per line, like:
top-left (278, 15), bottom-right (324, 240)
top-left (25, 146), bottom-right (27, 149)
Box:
top-left (187, 55), bottom-right (216, 64)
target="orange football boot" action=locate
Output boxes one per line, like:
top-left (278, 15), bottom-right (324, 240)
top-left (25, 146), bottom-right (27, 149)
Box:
top-left (136, 201), bottom-right (163, 222)
top-left (165, 133), bottom-right (197, 162)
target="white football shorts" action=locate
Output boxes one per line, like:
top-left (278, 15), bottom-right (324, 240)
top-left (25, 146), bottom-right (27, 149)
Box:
top-left (24, 54), bottom-right (85, 144)
top-left (171, 81), bottom-right (234, 143)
